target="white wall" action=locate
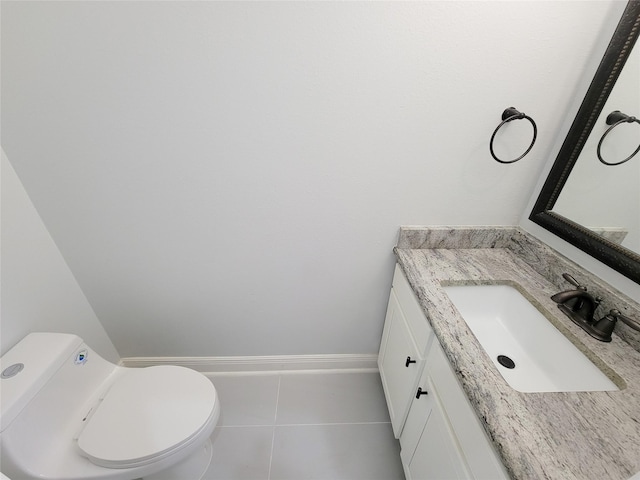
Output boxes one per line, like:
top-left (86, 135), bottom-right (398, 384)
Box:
top-left (1, 1), bottom-right (618, 357)
top-left (1, 150), bottom-right (119, 361)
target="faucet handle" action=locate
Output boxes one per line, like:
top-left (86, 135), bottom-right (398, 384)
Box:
top-left (612, 309), bottom-right (640, 332)
top-left (562, 273), bottom-right (587, 291)
top-left (591, 309), bottom-right (640, 342)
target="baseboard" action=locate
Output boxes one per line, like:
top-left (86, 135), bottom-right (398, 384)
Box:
top-left (119, 353), bottom-right (379, 373)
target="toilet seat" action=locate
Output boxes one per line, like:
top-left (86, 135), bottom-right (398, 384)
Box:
top-left (77, 365), bottom-right (217, 469)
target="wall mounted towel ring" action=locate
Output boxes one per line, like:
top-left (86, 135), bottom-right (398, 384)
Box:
top-left (596, 111), bottom-right (640, 166)
top-left (489, 107), bottom-right (537, 164)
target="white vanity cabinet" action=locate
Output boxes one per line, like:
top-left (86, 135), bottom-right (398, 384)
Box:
top-left (379, 265), bottom-right (508, 480)
top-left (378, 265), bottom-right (434, 437)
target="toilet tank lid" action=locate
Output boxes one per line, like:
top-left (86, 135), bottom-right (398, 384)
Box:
top-left (0, 333), bottom-right (83, 432)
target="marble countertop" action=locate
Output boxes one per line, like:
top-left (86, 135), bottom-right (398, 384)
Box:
top-left (395, 245), bottom-right (640, 480)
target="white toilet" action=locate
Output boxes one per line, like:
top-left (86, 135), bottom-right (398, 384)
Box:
top-left (0, 332), bottom-right (220, 480)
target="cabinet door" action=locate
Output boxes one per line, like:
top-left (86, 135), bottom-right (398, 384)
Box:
top-left (379, 289), bottom-right (423, 437)
top-left (428, 343), bottom-right (508, 479)
top-left (406, 377), bottom-right (471, 480)
top-left (399, 372), bottom-right (432, 466)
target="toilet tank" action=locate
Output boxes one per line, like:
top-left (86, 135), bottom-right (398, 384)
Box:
top-left (1, 333), bottom-right (85, 432)
top-left (0, 333), bottom-right (115, 432)
top-left (1, 333), bottom-right (120, 478)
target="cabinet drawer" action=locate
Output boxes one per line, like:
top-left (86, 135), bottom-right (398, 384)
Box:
top-left (392, 264), bottom-right (432, 348)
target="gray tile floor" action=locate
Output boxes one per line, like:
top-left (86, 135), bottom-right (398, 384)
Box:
top-left (202, 371), bottom-right (404, 480)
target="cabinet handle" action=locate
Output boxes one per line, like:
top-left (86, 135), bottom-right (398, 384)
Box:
top-left (416, 387), bottom-right (428, 399)
top-left (405, 356), bottom-right (417, 367)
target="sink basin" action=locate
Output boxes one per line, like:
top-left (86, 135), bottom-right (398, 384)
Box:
top-left (442, 284), bottom-right (618, 393)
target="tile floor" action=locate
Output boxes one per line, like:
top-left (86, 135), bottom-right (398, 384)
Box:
top-left (201, 371), bottom-right (405, 480)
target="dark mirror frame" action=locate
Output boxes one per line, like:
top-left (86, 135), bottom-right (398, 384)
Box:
top-left (530, 0), bottom-right (640, 284)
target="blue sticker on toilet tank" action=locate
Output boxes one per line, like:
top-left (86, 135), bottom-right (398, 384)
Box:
top-left (74, 349), bottom-right (88, 365)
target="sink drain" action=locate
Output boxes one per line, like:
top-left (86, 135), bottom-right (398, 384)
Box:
top-left (497, 355), bottom-right (515, 369)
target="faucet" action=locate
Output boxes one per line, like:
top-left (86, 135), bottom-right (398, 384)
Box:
top-left (550, 273), bottom-right (640, 342)
top-left (551, 273), bottom-right (600, 326)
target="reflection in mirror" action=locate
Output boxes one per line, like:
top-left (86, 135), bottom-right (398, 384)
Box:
top-left (552, 39), bottom-right (639, 252)
top-left (530, 1), bottom-right (640, 284)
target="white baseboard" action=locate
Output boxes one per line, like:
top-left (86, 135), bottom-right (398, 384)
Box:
top-left (119, 353), bottom-right (379, 374)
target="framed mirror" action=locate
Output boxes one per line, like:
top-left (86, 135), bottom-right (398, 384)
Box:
top-left (530, 0), bottom-right (640, 284)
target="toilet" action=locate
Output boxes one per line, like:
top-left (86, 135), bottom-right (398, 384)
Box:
top-left (0, 332), bottom-right (220, 480)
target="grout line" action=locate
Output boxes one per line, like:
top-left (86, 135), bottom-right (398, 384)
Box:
top-left (216, 420), bottom-right (392, 428)
top-left (205, 368), bottom-right (379, 377)
top-left (272, 368), bottom-right (379, 376)
top-left (267, 374), bottom-right (281, 480)
top-left (273, 374), bottom-right (282, 425)
top-left (274, 421), bottom-right (392, 427)
top-left (217, 424), bottom-right (276, 429)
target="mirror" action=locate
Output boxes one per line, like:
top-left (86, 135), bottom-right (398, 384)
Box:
top-left (553, 37), bottom-right (639, 250)
top-left (530, 0), bottom-right (640, 284)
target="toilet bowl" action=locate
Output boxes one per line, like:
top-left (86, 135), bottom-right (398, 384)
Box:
top-left (0, 333), bottom-right (220, 480)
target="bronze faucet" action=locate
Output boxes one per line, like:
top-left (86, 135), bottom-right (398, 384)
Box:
top-left (551, 273), bottom-right (599, 325)
top-left (552, 273), bottom-right (640, 342)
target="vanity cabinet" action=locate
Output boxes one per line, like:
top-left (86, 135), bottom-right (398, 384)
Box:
top-left (378, 265), bottom-right (434, 437)
top-left (379, 265), bottom-right (508, 480)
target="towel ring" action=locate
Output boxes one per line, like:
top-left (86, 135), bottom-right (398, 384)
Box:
top-left (489, 107), bottom-right (537, 164)
top-left (596, 111), bottom-right (640, 166)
